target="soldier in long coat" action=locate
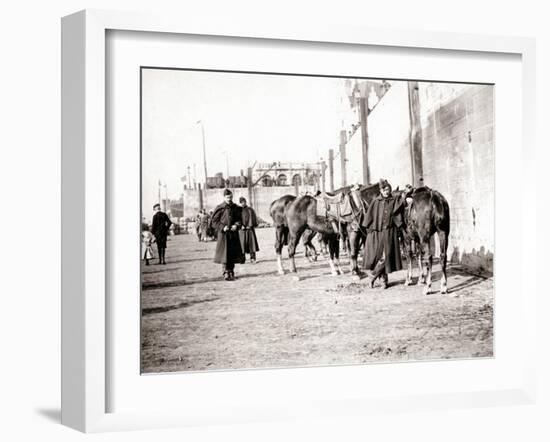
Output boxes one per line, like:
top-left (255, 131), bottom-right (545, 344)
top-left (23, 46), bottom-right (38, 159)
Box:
top-left (238, 197), bottom-right (260, 263)
top-left (362, 179), bottom-right (404, 288)
top-left (151, 203), bottom-right (172, 265)
top-left (211, 189), bottom-right (245, 280)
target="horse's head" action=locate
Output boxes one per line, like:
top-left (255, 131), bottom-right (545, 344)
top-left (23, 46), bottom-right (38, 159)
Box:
top-left (393, 184), bottom-right (414, 207)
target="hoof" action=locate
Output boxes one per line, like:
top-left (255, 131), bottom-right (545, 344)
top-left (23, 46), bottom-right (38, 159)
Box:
top-left (277, 270), bottom-right (285, 276)
top-left (440, 287), bottom-right (448, 295)
top-left (292, 274), bottom-right (301, 282)
top-left (423, 286), bottom-right (431, 296)
top-left (331, 271), bottom-right (338, 277)
top-left (405, 279), bottom-right (412, 286)
top-left (352, 274), bottom-right (361, 282)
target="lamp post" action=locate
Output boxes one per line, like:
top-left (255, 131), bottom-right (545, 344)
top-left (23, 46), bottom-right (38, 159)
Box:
top-left (196, 120), bottom-right (208, 206)
top-left (196, 120), bottom-right (208, 182)
top-left (158, 179), bottom-right (162, 206)
top-left (221, 149), bottom-right (230, 186)
top-left (163, 183), bottom-right (168, 212)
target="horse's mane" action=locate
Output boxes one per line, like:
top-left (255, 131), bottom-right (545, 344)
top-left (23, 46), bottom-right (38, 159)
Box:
top-left (360, 182), bottom-right (381, 192)
top-left (331, 182), bottom-right (379, 196)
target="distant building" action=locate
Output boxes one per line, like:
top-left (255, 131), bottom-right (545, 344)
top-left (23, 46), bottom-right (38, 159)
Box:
top-left (252, 161), bottom-right (323, 189)
top-left (206, 172), bottom-right (248, 189)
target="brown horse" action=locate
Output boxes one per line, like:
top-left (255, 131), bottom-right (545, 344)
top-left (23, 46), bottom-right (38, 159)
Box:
top-left (270, 194), bottom-right (342, 277)
top-left (395, 186), bottom-right (450, 295)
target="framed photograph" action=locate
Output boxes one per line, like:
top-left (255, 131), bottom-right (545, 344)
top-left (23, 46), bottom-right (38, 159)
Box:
top-left (61, 9), bottom-right (537, 432)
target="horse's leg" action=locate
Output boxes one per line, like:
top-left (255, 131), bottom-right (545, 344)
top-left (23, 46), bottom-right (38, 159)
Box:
top-left (275, 225), bottom-right (286, 275)
top-left (331, 234), bottom-right (344, 275)
top-left (288, 227), bottom-right (306, 275)
top-left (348, 230), bottom-right (361, 276)
top-left (348, 230), bottom-right (356, 273)
top-left (345, 229), bottom-right (351, 256)
top-left (404, 238), bottom-right (414, 286)
top-left (303, 229), bottom-right (318, 263)
top-left (320, 235), bottom-right (328, 257)
top-left (422, 238), bottom-right (433, 296)
top-left (341, 224), bottom-right (349, 255)
top-left (416, 240), bottom-right (426, 285)
top-left (438, 230), bottom-right (449, 294)
top-left (326, 236), bottom-right (339, 276)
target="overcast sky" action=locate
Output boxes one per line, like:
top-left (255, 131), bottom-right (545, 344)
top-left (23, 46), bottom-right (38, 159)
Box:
top-left (141, 69), bottom-right (354, 212)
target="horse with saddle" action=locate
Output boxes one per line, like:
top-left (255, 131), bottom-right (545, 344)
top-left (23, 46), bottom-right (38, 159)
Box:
top-left (270, 181), bottom-right (450, 294)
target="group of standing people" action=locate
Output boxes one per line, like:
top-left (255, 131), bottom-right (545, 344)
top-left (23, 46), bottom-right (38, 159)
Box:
top-left (195, 209), bottom-right (215, 242)
top-left (141, 179), bottom-right (401, 287)
top-left (141, 190), bottom-right (260, 282)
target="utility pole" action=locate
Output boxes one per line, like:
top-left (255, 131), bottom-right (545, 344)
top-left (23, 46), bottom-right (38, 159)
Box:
top-left (224, 151), bottom-right (229, 183)
top-left (197, 120), bottom-right (208, 206)
top-left (247, 167), bottom-right (253, 207)
top-left (198, 182), bottom-right (203, 211)
top-left (198, 121), bottom-right (208, 182)
top-left (407, 81), bottom-right (424, 186)
top-left (339, 130), bottom-right (348, 187)
top-left (358, 92), bottom-right (371, 185)
top-left (320, 160), bottom-right (327, 192)
top-left (328, 149), bottom-right (335, 192)
top-left (158, 179), bottom-right (162, 206)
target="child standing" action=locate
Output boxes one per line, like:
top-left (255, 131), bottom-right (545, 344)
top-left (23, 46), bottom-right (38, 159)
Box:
top-left (141, 225), bottom-right (155, 266)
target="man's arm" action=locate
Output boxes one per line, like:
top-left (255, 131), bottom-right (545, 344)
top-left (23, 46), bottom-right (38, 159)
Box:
top-left (151, 214), bottom-right (158, 236)
top-left (210, 206), bottom-right (225, 231)
top-left (362, 201), bottom-right (376, 231)
top-left (164, 212), bottom-right (172, 228)
top-left (394, 197), bottom-right (409, 228)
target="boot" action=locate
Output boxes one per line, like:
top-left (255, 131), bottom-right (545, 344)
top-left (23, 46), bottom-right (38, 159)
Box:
top-left (380, 273), bottom-right (388, 290)
top-left (368, 274), bottom-right (377, 289)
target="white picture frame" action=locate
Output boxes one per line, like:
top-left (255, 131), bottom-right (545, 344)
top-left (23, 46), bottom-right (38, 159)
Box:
top-left (61, 9), bottom-right (537, 433)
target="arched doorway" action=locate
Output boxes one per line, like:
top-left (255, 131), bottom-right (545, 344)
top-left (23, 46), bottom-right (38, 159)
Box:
top-left (277, 174), bottom-right (288, 186)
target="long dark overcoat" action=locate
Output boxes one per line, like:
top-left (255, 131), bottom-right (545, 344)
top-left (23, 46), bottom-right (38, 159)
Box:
top-left (151, 211), bottom-right (172, 248)
top-left (239, 206), bottom-right (260, 254)
top-left (211, 202), bottom-right (245, 265)
top-left (362, 195), bottom-right (404, 273)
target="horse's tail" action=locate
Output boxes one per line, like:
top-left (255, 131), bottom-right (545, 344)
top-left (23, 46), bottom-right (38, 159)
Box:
top-left (432, 190), bottom-right (450, 234)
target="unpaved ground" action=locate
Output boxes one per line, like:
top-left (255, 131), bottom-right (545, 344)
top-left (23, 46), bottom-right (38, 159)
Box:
top-left (141, 227), bottom-right (493, 373)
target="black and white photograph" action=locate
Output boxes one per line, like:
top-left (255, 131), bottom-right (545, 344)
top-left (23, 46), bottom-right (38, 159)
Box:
top-left (140, 68), bottom-right (494, 374)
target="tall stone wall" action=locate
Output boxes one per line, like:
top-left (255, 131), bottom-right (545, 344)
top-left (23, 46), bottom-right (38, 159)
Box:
top-left (418, 83), bottom-right (494, 273)
top-left (363, 81), bottom-right (494, 274)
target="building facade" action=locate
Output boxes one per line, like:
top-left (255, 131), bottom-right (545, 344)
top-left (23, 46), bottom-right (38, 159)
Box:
top-left (252, 161), bottom-right (323, 189)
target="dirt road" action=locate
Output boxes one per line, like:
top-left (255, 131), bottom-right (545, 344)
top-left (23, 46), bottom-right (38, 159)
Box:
top-left (141, 227), bottom-right (493, 373)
